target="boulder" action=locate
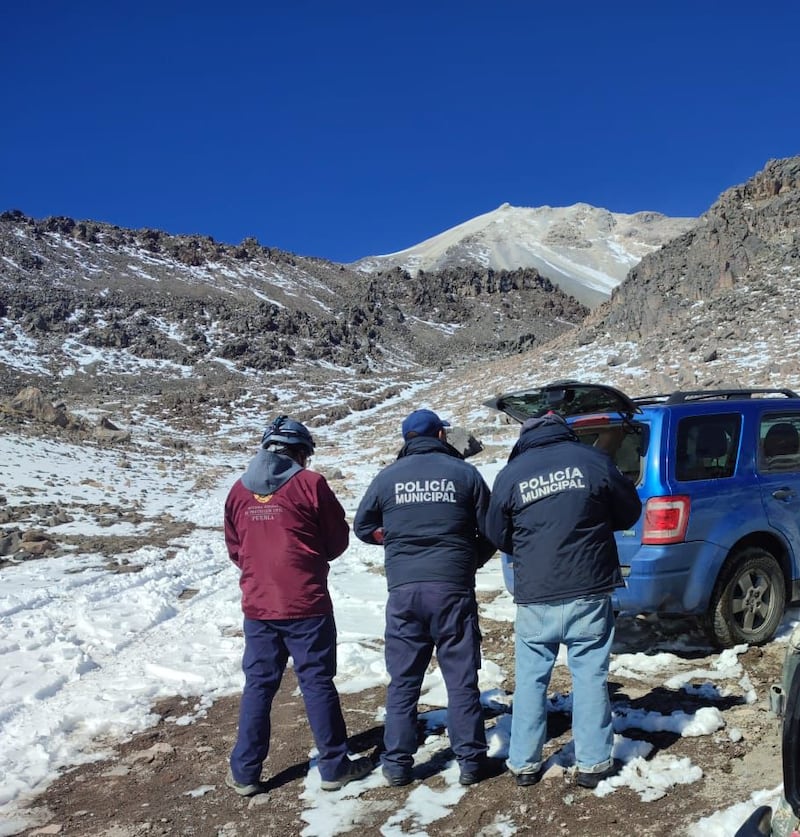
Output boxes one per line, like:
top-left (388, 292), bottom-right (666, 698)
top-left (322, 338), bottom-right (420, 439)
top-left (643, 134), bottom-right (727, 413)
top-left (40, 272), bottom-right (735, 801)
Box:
top-left (94, 415), bottom-right (131, 443)
top-left (447, 426), bottom-right (483, 459)
top-left (9, 386), bottom-right (68, 426)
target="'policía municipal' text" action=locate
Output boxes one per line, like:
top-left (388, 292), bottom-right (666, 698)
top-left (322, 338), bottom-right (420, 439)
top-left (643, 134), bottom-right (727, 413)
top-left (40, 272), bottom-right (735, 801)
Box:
top-left (395, 479), bottom-right (457, 504)
top-left (518, 467), bottom-right (586, 504)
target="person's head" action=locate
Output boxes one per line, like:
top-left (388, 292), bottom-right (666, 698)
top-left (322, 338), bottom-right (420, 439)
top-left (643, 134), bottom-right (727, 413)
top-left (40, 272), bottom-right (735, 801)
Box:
top-left (507, 411), bottom-right (575, 462)
top-left (521, 411), bottom-right (568, 431)
top-left (261, 415), bottom-right (315, 466)
top-left (401, 408), bottom-right (450, 442)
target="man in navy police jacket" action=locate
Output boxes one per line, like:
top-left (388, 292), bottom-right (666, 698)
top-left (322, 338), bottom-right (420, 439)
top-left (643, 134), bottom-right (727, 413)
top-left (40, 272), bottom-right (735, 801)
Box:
top-left (354, 408), bottom-right (496, 787)
top-left (486, 412), bottom-right (641, 789)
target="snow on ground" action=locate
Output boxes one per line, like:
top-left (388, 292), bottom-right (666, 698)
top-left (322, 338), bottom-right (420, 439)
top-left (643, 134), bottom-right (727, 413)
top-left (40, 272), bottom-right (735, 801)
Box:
top-left (0, 403), bottom-right (795, 836)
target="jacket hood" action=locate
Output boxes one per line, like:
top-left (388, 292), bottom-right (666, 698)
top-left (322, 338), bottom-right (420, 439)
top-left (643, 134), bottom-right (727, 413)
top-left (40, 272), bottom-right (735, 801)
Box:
top-left (241, 448), bottom-right (302, 494)
top-left (396, 435), bottom-right (465, 460)
top-left (508, 413), bottom-right (577, 461)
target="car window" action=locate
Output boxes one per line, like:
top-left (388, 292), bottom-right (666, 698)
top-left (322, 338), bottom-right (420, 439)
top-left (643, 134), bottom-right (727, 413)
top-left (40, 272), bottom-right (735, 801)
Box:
top-left (675, 414), bottom-right (740, 482)
top-left (573, 422), bottom-right (646, 484)
top-left (759, 413), bottom-right (800, 473)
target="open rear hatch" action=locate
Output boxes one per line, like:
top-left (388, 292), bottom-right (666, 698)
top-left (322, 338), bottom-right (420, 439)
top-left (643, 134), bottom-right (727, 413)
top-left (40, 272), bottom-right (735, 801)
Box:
top-left (484, 379), bottom-right (641, 423)
top-left (485, 380), bottom-right (645, 486)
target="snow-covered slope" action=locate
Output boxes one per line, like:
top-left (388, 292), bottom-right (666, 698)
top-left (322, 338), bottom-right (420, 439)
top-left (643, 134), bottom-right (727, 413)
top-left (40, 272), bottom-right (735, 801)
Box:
top-left (351, 203), bottom-right (697, 307)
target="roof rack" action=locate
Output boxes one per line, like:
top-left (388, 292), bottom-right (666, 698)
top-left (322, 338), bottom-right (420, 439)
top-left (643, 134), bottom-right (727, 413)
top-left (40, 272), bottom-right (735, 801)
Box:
top-left (633, 388), bottom-right (800, 406)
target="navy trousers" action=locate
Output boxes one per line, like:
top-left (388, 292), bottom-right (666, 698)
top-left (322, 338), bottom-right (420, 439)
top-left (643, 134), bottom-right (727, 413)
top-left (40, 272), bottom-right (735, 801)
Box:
top-left (230, 615), bottom-right (350, 783)
top-left (383, 582), bottom-right (487, 774)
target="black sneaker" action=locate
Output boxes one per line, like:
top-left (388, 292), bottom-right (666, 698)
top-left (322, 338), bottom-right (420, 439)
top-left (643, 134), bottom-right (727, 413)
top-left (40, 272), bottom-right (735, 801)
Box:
top-left (382, 766), bottom-right (413, 787)
top-left (225, 770), bottom-right (268, 797)
top-left (458, 768), bottom-right (482, 786)
top-left (321, 756), bottom-right (374, 791)
top-left (459, 757), bottom-right (505, 786)
top-left (576, 760), bottom-right (622, 789)
top-left (515, 768), bottom-right (543, 787)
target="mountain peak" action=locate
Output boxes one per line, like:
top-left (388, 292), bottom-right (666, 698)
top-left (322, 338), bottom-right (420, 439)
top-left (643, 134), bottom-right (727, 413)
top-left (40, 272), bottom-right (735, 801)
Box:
top-left (351, 203), bottom-right (696, 307)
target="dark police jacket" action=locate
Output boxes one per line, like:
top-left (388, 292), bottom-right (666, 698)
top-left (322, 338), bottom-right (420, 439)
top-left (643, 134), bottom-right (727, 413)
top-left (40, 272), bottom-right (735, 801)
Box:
top-left (486, 414), bottom-right (642, 604)
top-left (353, 436), bottom-right (495, 590)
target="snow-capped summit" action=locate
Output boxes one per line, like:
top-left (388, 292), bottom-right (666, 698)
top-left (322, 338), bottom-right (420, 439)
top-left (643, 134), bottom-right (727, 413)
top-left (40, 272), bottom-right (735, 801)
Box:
top-left (351, 202), bottom-right (697, 307)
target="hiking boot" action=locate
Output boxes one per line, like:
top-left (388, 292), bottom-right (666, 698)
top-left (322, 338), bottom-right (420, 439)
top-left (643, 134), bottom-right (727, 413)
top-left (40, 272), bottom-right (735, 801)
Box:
top-left (382, 766), bottom-right (413, 787)
top-left (320, 756), bottom-right (374, 791)
top-left (225, 770), bottom-right (268, 797)
top-left (576, 759), bottom-right (622, 789)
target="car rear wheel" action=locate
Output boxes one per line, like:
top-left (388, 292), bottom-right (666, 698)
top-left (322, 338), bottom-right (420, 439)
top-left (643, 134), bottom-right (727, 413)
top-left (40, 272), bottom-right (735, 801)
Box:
top-left (705, 547), bottom-right (786, 647)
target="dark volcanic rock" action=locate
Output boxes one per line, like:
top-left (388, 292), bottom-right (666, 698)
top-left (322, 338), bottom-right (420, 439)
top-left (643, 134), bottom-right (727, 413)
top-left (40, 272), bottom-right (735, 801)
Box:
top-left (0, 211), bottom-right (587, 399)
top-left (600, 156), bottom-right (800, 339)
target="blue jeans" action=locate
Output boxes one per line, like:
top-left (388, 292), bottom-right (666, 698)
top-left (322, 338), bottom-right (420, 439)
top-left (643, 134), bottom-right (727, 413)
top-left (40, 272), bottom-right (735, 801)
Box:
top-left (508, 593), bottom-right (614, 775)
top-left (383, 582), bottom-right (487, 775)
top-left (230, 615), bottom-right (350, 783)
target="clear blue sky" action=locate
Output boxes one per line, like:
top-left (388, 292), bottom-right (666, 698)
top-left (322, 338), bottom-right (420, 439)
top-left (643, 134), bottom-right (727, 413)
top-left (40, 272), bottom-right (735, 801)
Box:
top-left (2, 2), bottom-right (798, 263)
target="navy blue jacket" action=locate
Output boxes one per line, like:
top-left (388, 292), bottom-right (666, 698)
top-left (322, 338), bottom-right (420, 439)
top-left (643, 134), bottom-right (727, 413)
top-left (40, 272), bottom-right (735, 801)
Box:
top-left (353, 436), bottom-right (495, 590)
top-left (486, 415), bottom-right (642, 604)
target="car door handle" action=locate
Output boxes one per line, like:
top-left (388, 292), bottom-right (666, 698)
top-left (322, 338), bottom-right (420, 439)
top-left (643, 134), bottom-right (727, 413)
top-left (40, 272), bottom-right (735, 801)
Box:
top-left (772, 488), bottom-right (797, 500)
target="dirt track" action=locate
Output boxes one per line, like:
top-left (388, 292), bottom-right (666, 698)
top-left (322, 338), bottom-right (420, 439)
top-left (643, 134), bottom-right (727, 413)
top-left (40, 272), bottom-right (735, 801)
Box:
top-left (12, 610), bottom-right (787, 837)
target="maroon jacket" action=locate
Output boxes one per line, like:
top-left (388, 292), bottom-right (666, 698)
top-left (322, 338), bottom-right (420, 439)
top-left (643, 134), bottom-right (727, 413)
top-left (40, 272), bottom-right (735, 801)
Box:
top-left (224, 451), bottom-right (350, 620)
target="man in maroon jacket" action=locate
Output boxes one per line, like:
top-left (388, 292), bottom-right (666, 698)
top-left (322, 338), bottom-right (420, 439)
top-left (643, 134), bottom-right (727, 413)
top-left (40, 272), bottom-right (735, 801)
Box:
top-left (224, 416), bottom-right (373, 796)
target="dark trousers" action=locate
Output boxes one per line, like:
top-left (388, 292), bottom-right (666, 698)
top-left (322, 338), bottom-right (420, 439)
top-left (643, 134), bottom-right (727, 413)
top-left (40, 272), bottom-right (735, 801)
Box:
top-left (383, 582), bottom-right (487, 774)
top-left (230, 615), bottom-right (349, 783)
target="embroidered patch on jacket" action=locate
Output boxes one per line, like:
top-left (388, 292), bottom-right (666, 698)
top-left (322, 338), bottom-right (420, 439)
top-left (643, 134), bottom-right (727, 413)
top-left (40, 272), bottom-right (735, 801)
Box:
top-left (253, 493), bottom-right (274, 503)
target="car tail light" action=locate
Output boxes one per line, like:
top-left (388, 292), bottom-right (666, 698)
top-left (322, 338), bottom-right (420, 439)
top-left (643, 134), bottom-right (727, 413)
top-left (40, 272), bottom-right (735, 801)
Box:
top-left (571, 414), bottom-right (611, 428)
top-left (642, 496), bottom-right (690, 544)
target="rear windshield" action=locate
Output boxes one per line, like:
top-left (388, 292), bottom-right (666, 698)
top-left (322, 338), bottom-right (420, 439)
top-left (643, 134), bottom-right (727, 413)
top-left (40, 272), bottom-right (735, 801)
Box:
top-left (572, 422), bottom-right (646, 485)
top-left (494, 384), bottom-right (635, 422)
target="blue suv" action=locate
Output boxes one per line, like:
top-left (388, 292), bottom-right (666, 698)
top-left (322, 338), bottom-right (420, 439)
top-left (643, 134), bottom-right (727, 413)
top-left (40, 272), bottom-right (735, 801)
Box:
top-left (485, 381), bottom-right (800, 647)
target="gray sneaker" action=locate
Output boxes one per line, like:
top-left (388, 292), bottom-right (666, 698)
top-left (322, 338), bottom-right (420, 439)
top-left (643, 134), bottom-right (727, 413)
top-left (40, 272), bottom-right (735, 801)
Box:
top-left (320, 756), bottom-right (374, 791)
top-left (225, 770), bottom-right (268, 797)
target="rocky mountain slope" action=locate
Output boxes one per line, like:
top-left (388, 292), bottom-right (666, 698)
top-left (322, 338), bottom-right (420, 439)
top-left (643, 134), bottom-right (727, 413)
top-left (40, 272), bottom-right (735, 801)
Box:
top-left (351, 202), bottom-right (696, 307)
top-left (0, 211), bottom-right (586, 403)
top-left (600, 156), bottom-right (800, 336)
top-left (363, 154), bottom-right (800, 431)
top-left (568, 155), bottom-right (800, 394)
top-left (349, 156), bottom-right (800, 421)
top-left (2, 155), bottom-right (799, 428)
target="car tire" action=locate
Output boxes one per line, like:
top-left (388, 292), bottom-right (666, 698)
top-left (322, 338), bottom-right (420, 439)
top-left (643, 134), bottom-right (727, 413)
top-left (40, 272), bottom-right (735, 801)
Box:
top-left (705, 547), bottom-right (786, 648)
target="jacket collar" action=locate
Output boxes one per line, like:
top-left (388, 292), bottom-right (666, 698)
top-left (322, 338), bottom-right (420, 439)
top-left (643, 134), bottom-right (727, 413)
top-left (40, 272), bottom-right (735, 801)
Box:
top-left (508, 414), bottom-right (577, 461)
top-left (396, 435), bottom-right (464, 460)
